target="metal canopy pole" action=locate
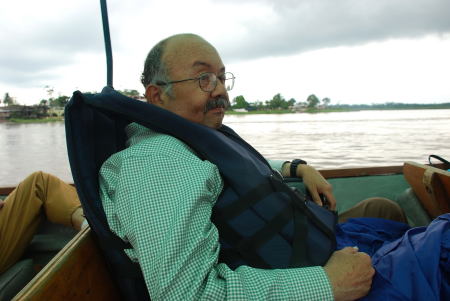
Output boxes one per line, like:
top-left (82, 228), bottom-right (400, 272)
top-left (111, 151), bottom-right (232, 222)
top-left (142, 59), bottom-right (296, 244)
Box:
top-left (100, 0), bottom-right (113, 88)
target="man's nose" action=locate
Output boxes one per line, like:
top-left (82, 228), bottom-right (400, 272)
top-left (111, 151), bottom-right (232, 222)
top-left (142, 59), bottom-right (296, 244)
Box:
top-left (210, 79), bottom-right (228, 98)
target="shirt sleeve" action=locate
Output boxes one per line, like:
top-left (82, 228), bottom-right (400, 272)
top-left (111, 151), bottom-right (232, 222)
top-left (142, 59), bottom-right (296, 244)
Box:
top-left (268, 159), bottom-right (289, 173)
top-left (100, 149), bottom-right (333, 300)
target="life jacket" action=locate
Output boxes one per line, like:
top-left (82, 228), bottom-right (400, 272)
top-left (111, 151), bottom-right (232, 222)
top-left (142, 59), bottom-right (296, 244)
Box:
top-left (213, 125), bottom-right (337, 269)
top-left (65, 87), bottom-right (337, 299)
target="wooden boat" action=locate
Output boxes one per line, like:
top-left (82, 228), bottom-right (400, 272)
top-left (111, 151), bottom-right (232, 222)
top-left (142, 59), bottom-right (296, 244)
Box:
top-left (2, 162), bottom-right (448, 300)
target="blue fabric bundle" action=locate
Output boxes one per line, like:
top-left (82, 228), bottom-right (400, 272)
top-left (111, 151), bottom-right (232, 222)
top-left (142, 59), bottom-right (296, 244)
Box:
top-left (336, 214), bottom-right (450, 300)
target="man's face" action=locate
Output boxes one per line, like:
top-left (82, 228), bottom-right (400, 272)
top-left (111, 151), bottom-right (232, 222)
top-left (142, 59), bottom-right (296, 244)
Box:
top-left (153, 37), bottom-right (229, 129)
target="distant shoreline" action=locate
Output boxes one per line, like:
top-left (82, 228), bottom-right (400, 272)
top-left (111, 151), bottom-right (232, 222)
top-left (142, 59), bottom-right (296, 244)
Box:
top-left (226, 106), bottom-right (450, 115)
top-left (2, 106), bottom-right (449, 122)
top-left (6, 117), bottom-right (64, 124)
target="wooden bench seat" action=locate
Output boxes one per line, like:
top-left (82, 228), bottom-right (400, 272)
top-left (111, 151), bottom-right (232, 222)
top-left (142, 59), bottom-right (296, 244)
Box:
top-left (13, 227), bottom-right (121, 300)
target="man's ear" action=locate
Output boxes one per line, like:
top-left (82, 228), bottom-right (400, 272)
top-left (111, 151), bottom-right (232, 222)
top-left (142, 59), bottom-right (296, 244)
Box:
top-left (145, 84), bottom-right (163, 105)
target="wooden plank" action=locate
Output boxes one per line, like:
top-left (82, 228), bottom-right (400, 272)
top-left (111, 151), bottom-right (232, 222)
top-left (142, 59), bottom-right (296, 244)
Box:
top-left (13, 227), bottom-right (121, 301)
top-left (319, 165), bottom-right (404, 178)
top-left (403, 161), bottom-right (450, 218)
top-left (0, 186), bottom-right (15, 196)
top-left (318, 163), bottom-right (448, 179)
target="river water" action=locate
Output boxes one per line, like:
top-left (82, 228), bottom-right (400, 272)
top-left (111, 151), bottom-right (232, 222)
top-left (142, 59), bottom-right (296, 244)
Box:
top-left (0, 109), bottom-right (449, 187)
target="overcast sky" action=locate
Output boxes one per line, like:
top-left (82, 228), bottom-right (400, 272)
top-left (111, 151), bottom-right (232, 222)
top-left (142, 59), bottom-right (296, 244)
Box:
top-left (1, 0), bottom-right (449, 106)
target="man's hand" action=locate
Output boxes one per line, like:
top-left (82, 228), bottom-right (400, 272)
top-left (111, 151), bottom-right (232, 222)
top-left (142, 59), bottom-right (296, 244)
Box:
top-left (297, 164), bottom-right (337, 210)
top-left (324, 247), bottom-right (375, 301)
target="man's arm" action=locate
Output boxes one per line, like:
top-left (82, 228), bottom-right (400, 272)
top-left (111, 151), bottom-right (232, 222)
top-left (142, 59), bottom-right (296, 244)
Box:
top-left (269, 159), bottom-right (337, 210)
top-left (100, 151), bottom-right (335, 300)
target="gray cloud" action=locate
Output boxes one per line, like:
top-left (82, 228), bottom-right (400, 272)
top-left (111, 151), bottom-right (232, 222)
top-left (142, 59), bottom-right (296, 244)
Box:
top-left (216, 0), bottom-right (450, 61)
top-left (1, 0), bottom-right (449, 88)
top-left (0, 4), bottom-right (103, 85)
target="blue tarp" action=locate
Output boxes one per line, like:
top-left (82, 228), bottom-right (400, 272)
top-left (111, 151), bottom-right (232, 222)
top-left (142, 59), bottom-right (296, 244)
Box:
top-left (336, 214), bottom-right (450, 300)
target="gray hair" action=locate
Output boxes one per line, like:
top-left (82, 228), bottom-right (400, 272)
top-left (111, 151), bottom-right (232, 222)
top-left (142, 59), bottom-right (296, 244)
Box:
top-left (140, 37), bottom-right (174, 97)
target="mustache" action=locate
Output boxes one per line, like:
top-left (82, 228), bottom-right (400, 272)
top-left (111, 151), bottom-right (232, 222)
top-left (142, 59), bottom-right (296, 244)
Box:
top-left (204, 97), bottom-right (230, 113)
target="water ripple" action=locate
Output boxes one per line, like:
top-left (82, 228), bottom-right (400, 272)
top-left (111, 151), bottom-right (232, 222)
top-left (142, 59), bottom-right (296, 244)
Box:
top-left (1, 109), bottom-right (449, 186)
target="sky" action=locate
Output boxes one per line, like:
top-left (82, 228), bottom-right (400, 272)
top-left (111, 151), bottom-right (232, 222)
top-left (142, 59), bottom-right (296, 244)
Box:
top-left (1, 0), bottom-right (450, 106)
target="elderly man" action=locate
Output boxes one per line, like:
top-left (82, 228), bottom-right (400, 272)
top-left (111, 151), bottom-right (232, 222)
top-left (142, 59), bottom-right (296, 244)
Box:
top-left (99, 34), bottom-right (406, 300)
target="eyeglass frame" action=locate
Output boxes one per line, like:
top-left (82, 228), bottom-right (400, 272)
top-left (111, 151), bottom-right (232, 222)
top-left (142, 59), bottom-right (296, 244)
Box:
top-left (155, 72), bottom-right (235, 92)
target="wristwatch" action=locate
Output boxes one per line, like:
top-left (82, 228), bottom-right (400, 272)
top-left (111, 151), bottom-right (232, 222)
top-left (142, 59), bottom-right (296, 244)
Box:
top-left (290, 159), bottom-right (307, 177)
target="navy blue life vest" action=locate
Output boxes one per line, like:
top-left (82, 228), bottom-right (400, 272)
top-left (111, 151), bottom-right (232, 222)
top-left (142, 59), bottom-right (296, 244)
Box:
top-left (213, 125), bottom-right (337, 269)
top-left (65, 87), bottom-right (337, 299)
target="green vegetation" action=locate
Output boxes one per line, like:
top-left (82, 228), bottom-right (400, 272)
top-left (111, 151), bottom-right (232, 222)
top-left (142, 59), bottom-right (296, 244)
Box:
top-left (231, 93), bottom-right (298, 112)
top-left (328, 102), bottom-right (450, 111)
top-left (2, 89), bottom-right (449, 121)
top-left (2, 93), bottom-right (16, 106)
top-left (117, 89), bottom-right (141, 98)
top-left (227, 110), bottom-right (293, 115)
top-left (229, 92), bottom-right (450, 114)
top-left (9, 117), bottom-right (64, 123)
top-left (40, 95), bottom-right (69, 107)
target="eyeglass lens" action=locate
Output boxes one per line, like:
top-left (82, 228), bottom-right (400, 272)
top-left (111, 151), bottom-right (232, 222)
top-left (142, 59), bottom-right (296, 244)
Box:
top-left (199, 72), bottom-right (235, 92)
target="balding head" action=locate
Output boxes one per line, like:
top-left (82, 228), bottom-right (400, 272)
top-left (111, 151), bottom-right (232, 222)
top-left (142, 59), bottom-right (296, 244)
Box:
top-left (140, 34), bottom-right (215, 89)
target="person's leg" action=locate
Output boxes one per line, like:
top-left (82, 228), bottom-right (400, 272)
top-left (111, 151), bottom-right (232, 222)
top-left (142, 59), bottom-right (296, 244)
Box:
top-left (0, 171), bottom-right (81, 274)
top-left (338, 197), bottom-right (407, 224)
top-left (39, 172), bottom-right (81, 228)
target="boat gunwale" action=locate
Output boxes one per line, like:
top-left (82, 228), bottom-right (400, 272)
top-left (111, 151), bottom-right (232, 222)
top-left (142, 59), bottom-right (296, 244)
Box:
top-left (12, 227), bottom-right (90, 300)
top-left (1, 163), bottom-right (447, 195)
top-left (0, 164), bottom-right (430, 195)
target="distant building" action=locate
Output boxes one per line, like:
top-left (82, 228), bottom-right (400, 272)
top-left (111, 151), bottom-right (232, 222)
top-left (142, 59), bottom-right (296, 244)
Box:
top-left (293, 103), bottom-right (308, 112)
top-left (0, 105), bottom-right (49, 119)
top-left (131, 95), bottom-right (146, 101)
top-left (0, 108), bottom-right (10, 120)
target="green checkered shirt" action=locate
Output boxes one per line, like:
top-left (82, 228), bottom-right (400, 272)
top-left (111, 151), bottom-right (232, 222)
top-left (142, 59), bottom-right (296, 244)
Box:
top-left (99, 123), bottom-right (334, 300)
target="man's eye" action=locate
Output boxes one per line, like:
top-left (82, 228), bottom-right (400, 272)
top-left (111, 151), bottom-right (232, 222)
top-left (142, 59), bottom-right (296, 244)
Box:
top-left (218, 74), bottom-right (226, 83)
top-left (199, 73), bottom-right (211, 82)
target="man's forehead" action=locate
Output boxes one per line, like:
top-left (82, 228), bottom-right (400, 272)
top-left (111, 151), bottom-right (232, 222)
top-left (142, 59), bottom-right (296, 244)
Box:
top-left (192, 60), bottom-right (225, 72)
top-left (164, 37), bottom-right (224, 71)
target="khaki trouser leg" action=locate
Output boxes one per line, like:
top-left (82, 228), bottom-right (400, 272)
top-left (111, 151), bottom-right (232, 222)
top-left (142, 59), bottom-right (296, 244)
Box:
top-left (338, 197), bottom-right (407, 224)
top-left (0, 171), bottom-right (80, 274)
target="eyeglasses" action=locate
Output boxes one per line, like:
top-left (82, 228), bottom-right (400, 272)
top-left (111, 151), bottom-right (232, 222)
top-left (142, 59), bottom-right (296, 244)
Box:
top-left (156, 72), bottom-right (235, 92)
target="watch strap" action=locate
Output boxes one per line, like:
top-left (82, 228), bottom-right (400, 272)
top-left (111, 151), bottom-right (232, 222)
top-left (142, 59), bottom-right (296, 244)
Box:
top-left (290, 159), bottom-right (307, 177)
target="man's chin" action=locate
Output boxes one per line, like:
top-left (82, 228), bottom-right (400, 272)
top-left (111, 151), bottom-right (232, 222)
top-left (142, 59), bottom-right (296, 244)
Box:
top-left (203, 110), bottom-right (225, 129)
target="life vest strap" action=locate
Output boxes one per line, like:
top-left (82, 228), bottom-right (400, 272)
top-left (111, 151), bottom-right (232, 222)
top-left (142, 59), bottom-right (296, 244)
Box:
top-left (217, 181), bottom-right (274, 220)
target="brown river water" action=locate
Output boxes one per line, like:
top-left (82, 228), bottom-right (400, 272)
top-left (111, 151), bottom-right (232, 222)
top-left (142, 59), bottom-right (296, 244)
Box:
top-left (0, 109), bottom-right (449, 187)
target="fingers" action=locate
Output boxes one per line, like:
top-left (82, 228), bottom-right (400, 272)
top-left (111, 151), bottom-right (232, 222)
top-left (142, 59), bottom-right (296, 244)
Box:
top-left (301, 165), bottom-right (338, 209)
top-left (322, 191), bottom-right (337, 210)
top-left (310, 189), bottom-right (323, 207)
top-left (341, 246), bottom-right (359, 254)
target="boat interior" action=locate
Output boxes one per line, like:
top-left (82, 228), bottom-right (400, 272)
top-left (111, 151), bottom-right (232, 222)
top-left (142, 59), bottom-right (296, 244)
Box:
top-left (2, 162), bottom-right (448, 300)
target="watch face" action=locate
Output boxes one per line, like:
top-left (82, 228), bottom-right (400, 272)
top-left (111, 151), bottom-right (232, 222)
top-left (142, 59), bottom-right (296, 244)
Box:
top-left (292, 159), bottom-right (307, 165)
top-left (290, 159), bottom-right (307, 177)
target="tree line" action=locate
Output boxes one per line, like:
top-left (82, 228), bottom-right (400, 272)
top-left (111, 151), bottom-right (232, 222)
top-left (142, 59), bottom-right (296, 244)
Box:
top-left (232, 93), bottom-right (329, 111)
top-left (0, 89), bottom-right (140, 120)
top-left (2, 90), bottom-right (449, 113)
top-left (0, 89), bottom-right (141, 107)
top-left (231, 94), bottom-right (450, 112)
